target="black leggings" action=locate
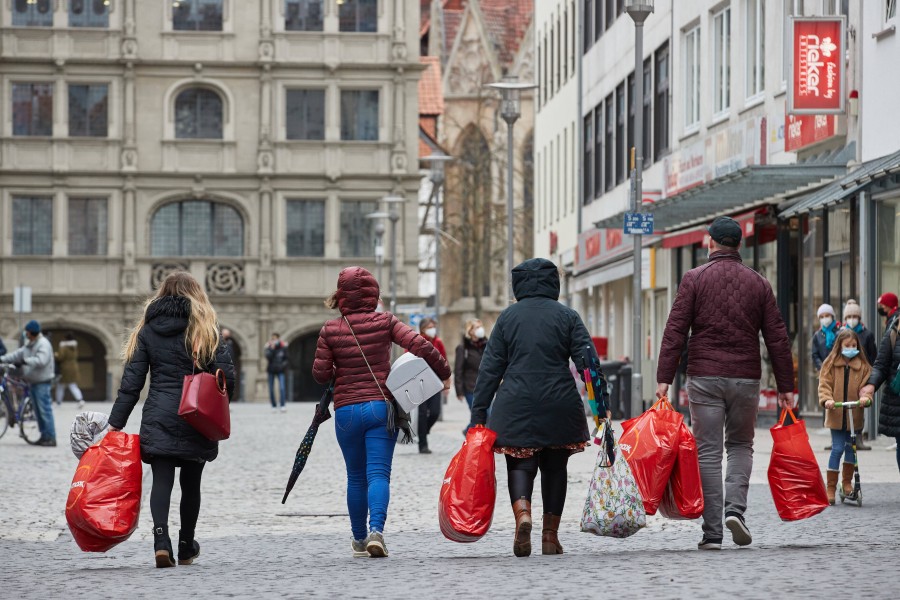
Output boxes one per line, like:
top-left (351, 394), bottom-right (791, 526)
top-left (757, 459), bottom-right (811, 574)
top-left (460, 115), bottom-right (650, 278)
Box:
top-left (505, 449), bottom-right (571, 516)
top-left (150, 458), bottom-right (205, 534)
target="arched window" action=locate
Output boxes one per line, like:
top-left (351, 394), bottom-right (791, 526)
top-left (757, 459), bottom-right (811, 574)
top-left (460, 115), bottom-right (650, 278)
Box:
top-left (151, 200), bottom-right (243, 256)
top-left (174, 88), bottom-right (223, 139)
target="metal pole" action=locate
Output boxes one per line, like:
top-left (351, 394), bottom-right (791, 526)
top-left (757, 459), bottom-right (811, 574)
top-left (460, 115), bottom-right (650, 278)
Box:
top-left (434, 185), bottom-right (442, 320)
top-left (631, 19), bottom-right (645, 416)
top-left (506, 118), bottom-right (516, 303)
top-left (390, 213), bottom-right (398, 314)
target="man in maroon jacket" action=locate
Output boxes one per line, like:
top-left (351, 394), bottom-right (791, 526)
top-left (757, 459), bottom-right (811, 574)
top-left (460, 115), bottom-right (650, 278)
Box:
top-left (656, 216), bottom-right (794, 551)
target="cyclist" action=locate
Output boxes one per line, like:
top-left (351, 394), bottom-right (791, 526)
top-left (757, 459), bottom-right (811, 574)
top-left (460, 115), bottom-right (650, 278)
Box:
top-left (0, 320), bottom-right (56, 446)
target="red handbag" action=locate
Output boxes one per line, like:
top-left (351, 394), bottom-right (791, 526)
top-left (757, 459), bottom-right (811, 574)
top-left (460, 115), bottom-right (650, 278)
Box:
top-left (179, 368), bottom-right (231, 441)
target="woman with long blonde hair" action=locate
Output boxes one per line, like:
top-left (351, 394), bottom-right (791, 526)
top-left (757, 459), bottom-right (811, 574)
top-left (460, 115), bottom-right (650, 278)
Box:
top-left (109, 272), bottom-right (235, 568)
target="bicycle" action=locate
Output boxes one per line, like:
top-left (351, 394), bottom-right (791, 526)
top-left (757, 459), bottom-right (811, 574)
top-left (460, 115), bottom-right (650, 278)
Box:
top-left (0, 364), bottom-right (42, 444)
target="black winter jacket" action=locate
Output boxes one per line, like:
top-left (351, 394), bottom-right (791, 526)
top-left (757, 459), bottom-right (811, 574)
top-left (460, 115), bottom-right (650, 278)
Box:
top-left (868, 322), bottom-right (900, 438)
top-left (812, 327), bottom-right (837, 371)
top-left (109, 296), bottom-right (235, 463)
top-left (471, 258), bottom-right (592, 448)
top-left (265, 341), bottom-right (288, 374)
top-left (454, 336), bottom-right (486, 396)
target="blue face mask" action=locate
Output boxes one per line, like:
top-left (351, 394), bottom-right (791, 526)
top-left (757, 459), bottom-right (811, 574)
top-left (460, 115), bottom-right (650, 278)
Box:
top-left (841, 348), bottom-right (860, 359)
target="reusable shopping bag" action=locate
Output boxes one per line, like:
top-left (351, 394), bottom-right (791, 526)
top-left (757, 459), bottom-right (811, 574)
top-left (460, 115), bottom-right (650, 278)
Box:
top-left (619, 397), bottom-right (683, 515)
top-left (439, 426), bottom-right (497, 543)
top-left (65, 431), bottom-right (142, 552)
top-left (580, 422), bottom-right (646, 538)
top-left (658, 421), bottom-right (704, 520)
top-left (767, 408), bottom-right (829, 521)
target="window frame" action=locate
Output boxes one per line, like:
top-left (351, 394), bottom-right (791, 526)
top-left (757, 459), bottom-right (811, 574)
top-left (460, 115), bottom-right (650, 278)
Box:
top-left (654, 41), bottom-right (670, 158)
top-left (338, 0), bottom-right (378, 33)
top-left (174, 87), bottom-right (225, 140)
top-left (68, 197), bottom-right (109, 256)
top-left (683, 26), bottom-right (701, 132)
top-left (583, 112), bottom-right (593, 204)
top-left (171, 0), bottom-right (225, 32)
top-left (69, 0), bottom-right (111, 28)
top-left (12, 82), bottom-right (54, 137)
top-left (285, 199), bottom-right (326, 257)
top-left (340, 89), bottom-right (380, 142)
top-left (12, 195), bottom-right (54, 256)
top-left (150, 200), bottom-right (244, 257)
top-left (284, 0), bottom-right (324, 32)
top-left (285, 88), bottom-right (326, 141)
top-left (339, 200), bottom-right (379, 258)
top-left (604, 94), bottom-right (614, 192)
top-left (12, 0), bottom-right (54, 27)
top-left (712, 6), bottom-right (731, 117)
top-left (68, 83), bottom-right (109, 138)
top-left (745, 0), bottom-right (765, 102)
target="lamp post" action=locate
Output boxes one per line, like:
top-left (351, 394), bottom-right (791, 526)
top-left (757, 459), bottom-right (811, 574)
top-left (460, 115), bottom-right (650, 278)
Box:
top-left (382, 194), bottom-right (405, 314)
top-left (625, 1), bottom-right (653, 417)
top-left (365, 211), bottom-right (388, 288)
top-left (422, 152), bottom-right (453, 322)
top-left (487, 77), bottom-right (537, 303)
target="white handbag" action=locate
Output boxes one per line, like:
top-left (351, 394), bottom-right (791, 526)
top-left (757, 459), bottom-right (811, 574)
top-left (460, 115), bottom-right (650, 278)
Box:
top-left (386, 353), bottom-right (443, 413)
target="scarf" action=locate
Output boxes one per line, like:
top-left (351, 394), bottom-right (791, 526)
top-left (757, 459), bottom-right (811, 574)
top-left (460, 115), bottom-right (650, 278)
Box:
top-left (822, 320), bottom-right (838, 350)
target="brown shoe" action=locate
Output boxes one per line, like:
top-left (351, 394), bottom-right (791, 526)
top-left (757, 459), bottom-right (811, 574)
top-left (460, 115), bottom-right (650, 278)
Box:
top-left (826, 470), bottom-right (838, 505)
top-left (841, 462), bottom-right (855, 497)
top-left (541, 513), bottom-right (564, 555)
top-left (512, 497), bottom-right (532, 557)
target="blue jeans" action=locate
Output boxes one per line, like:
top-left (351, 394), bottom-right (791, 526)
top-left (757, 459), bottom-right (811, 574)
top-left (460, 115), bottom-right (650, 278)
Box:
top-left (267, 372), bottom-right (286, 407)
top-left (828, 428), bottom-right (856, 471)
top-left (334, 401), bottom-right (398, 540)
top-left (30, 382), bottom-right (55, 440)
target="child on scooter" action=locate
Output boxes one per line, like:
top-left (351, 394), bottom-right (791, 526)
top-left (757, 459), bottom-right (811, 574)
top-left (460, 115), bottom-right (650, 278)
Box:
top-left (817, 329), bottom-right (872, 505)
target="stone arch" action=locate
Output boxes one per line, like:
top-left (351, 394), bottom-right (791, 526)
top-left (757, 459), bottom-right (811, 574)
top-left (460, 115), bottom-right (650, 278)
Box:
top-left (41, 321), bottom-right (115, 402)
top-left (283, 324), bottom-right (328, 403)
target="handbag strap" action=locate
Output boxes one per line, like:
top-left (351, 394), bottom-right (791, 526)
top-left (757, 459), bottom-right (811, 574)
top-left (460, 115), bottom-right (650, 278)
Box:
top-left (342, 316), bottom-right (390, 403)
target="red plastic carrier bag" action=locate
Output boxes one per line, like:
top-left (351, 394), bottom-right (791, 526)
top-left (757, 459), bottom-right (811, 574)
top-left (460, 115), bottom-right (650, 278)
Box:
top-left (658, 421), bottom-right (704, 520)
top-left (768, 408), bottom-right (828, 521)
top-left (65, 431), bottom-right (143, 552)
top-left (439, 426), bottom-right (497, 543)
top-left (619, 397), bottom-right (682, 515)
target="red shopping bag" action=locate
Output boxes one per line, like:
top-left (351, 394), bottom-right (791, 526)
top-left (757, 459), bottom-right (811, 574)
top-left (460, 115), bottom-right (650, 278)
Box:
top-left (767, 408), bottom-right (829, 521)
top-left (439, 426), bottom-right (497, 543)
top-left (619, 397), bottom-right (683, 515)
top-left (658, 421), bottom-right (704, 520)
top-left (65, 431), bottom-right (142, 552)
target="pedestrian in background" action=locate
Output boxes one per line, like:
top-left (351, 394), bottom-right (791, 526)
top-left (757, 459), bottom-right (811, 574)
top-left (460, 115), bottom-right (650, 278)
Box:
top-left (876, 292), bottom-right (899, 333)
top-left (265, 332), bottom-right (288, 412)
top-left (108, 271), bottom-right (235, 568)
top-left (0, 320), bottom-right (56, 446)
top-left (656, 216), bottom-right (794, 551)
top-left (221, 328), bottom-right (241, 401)
top-left (813, 304), bottom-right (839, 371)
top-left (416, 317), bottom-right (445, 454)
top-left (313, 267), bottom-right (450, 558)
top-left (54, 332), bottom-right (85, 409)
top-left (860, 315), bottom-right (900, 474)
top-left (817, 329), bottom-right (872, 504)
top-left (454, 318), bottom-right (487, 434)
top-left (841, 300), bottom-right (878, 364)
top-left (472, 259), bottom-right (593, 558)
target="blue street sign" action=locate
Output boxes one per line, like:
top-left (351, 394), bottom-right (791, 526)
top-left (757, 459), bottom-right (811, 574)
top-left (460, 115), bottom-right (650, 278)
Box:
top-left (623, 212), bottom-right (654, 235)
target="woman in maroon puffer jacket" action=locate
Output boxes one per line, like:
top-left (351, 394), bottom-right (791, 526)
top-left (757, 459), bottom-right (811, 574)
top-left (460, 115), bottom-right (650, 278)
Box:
top-left (313, 266), bottom-right (451, 558)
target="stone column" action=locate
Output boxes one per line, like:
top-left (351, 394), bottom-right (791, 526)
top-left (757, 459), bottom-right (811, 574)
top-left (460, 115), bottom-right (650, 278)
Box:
top-left (120, 176), bottom-right (138, 294)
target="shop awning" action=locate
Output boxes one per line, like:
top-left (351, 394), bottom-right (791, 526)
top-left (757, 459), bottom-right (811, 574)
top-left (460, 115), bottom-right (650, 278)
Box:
top-left (593, 165), bottom-right (843, 232)
top-left (779, 149), bottom-right (900, 217)
top-left (661, 208), bottom-right (765, 249)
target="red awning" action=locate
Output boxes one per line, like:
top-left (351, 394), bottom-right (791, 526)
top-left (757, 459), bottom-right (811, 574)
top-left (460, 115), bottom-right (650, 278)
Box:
top-left (661, 208), bottom-right (765, 249)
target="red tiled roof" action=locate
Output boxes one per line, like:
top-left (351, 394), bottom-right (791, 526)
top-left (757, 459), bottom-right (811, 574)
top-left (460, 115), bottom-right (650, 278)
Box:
top-left (479, 0), bottom-right (533, 67)
top-left (443, 8), bottom-right (464, 52)
top-left (419, 117), bottom-right (439, 159)
top-left (418, 56), bottom-right (445, 116)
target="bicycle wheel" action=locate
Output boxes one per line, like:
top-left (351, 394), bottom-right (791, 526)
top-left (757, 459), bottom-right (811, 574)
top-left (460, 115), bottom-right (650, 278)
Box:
top-left (0, 396), bottom-right (9, 440)
top-left (19, 397), bottom-right (42, 445)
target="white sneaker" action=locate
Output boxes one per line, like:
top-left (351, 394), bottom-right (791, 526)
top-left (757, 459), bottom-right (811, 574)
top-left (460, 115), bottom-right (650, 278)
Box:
top-left (280, 406), bottom-right (287, 413)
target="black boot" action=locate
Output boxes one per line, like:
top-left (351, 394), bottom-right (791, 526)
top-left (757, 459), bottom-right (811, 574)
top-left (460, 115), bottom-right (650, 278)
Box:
top-left (153, 525), bottom-right (176, 568)
top-left (177, 530), bottom-right (201, 565)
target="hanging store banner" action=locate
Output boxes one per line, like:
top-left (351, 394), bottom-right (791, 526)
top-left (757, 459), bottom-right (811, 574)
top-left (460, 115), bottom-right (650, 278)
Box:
top-left (784, 113), bottom-right (839, 152)
top-left (789, 17), bottom-right (846, 115)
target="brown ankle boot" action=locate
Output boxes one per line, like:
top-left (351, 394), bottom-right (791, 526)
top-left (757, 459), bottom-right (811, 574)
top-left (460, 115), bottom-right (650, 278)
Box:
top-left (541, 513), bottom-right (563, 555)
top-left (826, 470), bottom-right (838, 505)
top-left (512, 497), bottom-right (532, 557)
top-left (841, 462), bottom-right (855, 497)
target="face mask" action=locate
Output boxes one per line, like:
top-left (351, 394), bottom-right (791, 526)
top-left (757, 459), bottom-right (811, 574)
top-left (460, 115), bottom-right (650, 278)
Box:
top-left (845, 318), bottom-right (860, 329)
top-left (424, 327), bottom-right (437, 338)
top-left (878, 306), bottom-right (889, 317)
top-left (474, 327), bottom-right (486, 339)
top-left (841, 348), bottom-right (860, 359)
top-left (819, 317), bottom-right (833, 328)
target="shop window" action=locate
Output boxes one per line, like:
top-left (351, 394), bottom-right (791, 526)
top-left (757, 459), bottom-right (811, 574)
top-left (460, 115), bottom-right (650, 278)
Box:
top-left (68, 84), bottom-right (108, 137)
top-left (340, 90), bottom-right (379, 141)
top-left (174, 88), bottom-right (223, 139)
top-left (151, 200), bottom-right (243, 256)
top-left (13, 196), bottom-right (53, 256)
top-left (69, 198), bottom-right (108, 256)
top-left (286, 89), bottom-right (325, 140)
top-left (338, 0), bottom-right (377, 33)
top-left (286, 200), bottom-right (325, 257)
top-left (285, 0), bottom-right (323, 31)
top-left (339, 200), bottom-right (378, 257)
top-left (69, 0), bottom-right (109, 28)
top-left (12, 83), bottom-right (53, 137)
top-left (173, 0), bottom-right (223, 32)
top-left (13, 0), bottom-right (53, 27)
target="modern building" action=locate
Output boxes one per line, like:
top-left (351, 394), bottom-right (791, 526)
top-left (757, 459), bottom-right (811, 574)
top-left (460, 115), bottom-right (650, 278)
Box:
top-left (1, 0), bottom-right (425, 402)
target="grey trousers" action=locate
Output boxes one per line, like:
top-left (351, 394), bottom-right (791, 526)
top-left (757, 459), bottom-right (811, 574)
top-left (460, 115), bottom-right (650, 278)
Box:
top-left (687, 376), bottom-right (760, 540)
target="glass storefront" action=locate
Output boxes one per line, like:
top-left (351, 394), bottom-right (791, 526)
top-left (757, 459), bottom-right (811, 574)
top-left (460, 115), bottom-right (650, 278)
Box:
top-left (876, 194), bottom-right (900, 318)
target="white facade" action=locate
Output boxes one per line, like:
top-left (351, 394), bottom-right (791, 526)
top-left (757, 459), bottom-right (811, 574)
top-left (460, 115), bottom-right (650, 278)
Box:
top-left (860, 1), bottom-right (900, 162)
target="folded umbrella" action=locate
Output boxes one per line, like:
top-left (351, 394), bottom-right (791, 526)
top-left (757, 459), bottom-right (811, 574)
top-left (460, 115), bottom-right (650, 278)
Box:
top-left (281, 383), bottom-right (333, 504)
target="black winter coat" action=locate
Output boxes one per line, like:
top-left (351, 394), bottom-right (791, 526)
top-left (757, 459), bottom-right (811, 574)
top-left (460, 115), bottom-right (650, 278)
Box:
top-left (265, 341), bottom-right (288, 374)
top-left (109, 296), bottom-right (236, 463)
top-left (454, 336), bottom-right (486, 396)
top-left (868, 322), bottom-right (900, 438)
top-left (471, 258), bottom-right (592, 448)
top-left (845, 325), bottom-right (879, 365)
top-left (812, 327), bottom-right (837, 371)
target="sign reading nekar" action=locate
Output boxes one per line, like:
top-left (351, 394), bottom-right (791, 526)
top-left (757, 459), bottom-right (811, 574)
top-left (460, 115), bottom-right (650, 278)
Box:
top-left (789, 17), bottom-right (845, 115)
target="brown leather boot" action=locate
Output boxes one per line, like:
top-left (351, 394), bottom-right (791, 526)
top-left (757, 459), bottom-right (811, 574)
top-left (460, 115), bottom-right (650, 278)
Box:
top-left (541, 513), bottom-right (564, 555)
top-left (826, 470), bottom-right (838, 505)
top-left (841, 462), bottom-right (855, 497)
top-left (512, 497), bottom-right (532, 557)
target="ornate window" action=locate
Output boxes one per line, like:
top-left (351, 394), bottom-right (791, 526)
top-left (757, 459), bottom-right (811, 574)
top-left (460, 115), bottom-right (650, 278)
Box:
top-left (151, 201), bottom-right (243, 257)
top-left (69, 0), bottom-right (110, 28)
top-left (173, 0), bottom-right (223, 31)
top-left (69, 84), bottom-right (108, 137)
top-left (13, 0), bottom-right (53, 27)
top-left (12, 83), bottom-right (53, 137)
top-left (340, 90), bottom-right (379, 141)
top-left (174, 88), bottom-right (223, 139)
top-left (286, 200), bottom-right (325, 257)
top-left (338, 0), bottom-right (377, 32)
top-left (13, 196), bottom-right (53, 256)
top-left (285, 0), bottom-right (323, 31)
top-left (69, 198), bottom-right (108, 256)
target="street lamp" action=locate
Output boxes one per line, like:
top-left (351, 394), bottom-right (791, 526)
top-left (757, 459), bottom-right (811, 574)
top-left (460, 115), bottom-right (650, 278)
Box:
top-left (625, 0), bottom-right (653, 417)
top-left (365, 211), bottom-right (388, 288)
top-left (487, 76), bottom-right (537, 303)
top-left (382, 194), bottom-right (405, 314)
top-left (421, 152), bottom-right (453, 322)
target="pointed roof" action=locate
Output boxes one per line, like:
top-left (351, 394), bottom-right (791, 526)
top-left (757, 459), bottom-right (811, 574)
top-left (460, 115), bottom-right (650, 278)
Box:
top-left (479, 0), bottom-right (533, 67)
top-left (418, 56), bottom-right (445, 116)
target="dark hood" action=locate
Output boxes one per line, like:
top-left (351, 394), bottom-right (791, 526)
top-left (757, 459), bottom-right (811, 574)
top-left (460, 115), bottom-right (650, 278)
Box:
top-left (336, 267), bottom-right (380, 314)
top-left (145, 296), bottom-right (191, 337)
top-left (511, 258), bottom-right (560, 301)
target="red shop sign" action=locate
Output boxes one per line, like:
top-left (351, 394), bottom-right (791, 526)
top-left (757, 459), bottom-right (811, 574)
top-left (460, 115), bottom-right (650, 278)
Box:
top-left (789, 17), bottom-right (845, 115)
top-left (785, 113), bottom-right (838, 152)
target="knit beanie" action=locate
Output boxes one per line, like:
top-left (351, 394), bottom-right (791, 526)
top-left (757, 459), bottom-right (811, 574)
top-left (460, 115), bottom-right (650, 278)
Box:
top-left (816, 304), bottom-right (835, 319)
top-left (842, 300), bottom-right (862, 319)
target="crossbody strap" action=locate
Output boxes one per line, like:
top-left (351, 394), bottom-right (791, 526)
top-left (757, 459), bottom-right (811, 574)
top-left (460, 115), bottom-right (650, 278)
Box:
top-left (343, 316), bottom-right (390, 403)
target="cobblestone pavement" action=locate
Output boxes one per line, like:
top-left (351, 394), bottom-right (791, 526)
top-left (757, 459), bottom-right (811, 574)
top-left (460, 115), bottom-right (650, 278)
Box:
top-left (2, 398), bottom-right (899, 599)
